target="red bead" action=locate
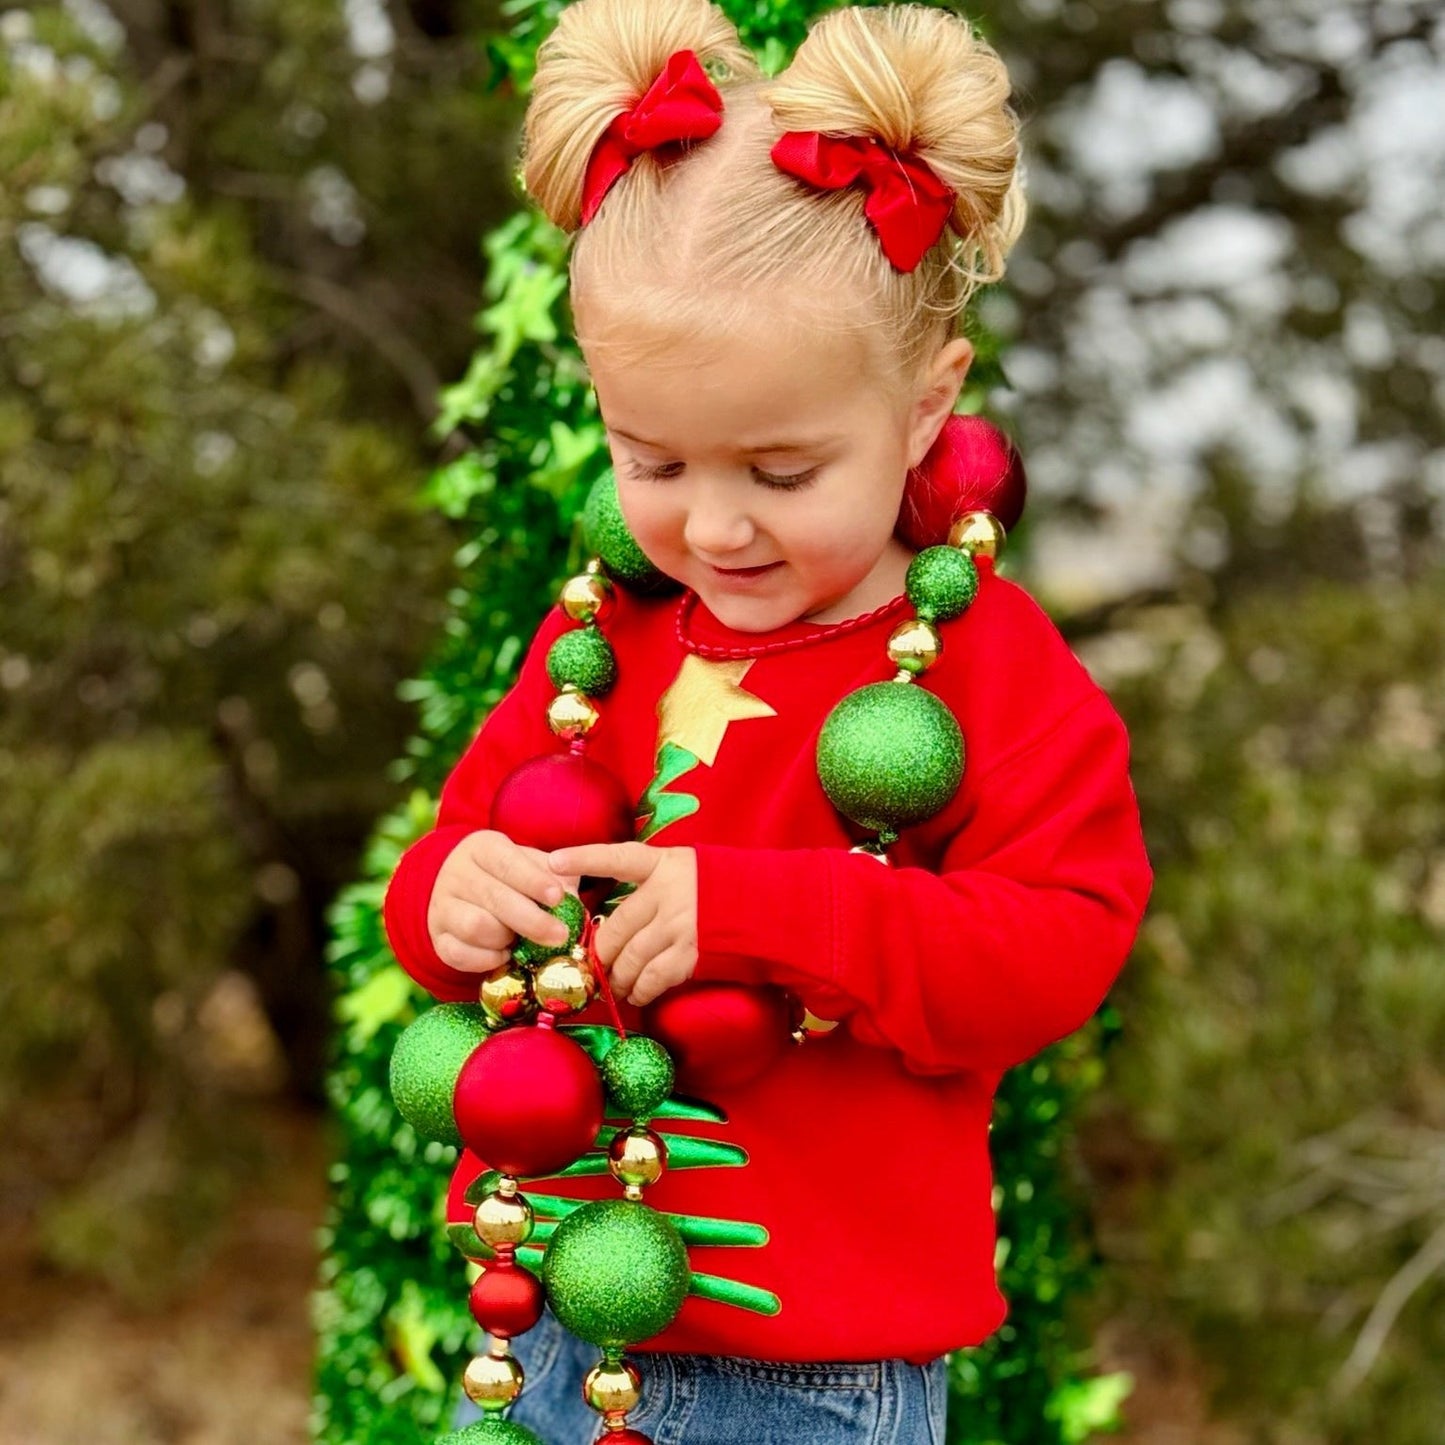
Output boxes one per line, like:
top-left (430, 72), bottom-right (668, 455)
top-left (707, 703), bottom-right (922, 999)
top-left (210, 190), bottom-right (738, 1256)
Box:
top-left (491, 753), bottom-right (634, 853)
top-left (641, 982), bottom-right (792, 1093)
top-left (896, 414), bottom-right (1027, 550)
top-left (601, 1433), bottom-right (653, 1443)
top-left (468, 1261), bottom-right (546, 1337)
top-left (453, 1027), bottom-right (605, 1177)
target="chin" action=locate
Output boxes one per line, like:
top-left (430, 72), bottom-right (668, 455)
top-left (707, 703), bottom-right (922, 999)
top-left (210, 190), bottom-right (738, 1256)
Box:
top-left (695, 586), bottom-right (799, 634)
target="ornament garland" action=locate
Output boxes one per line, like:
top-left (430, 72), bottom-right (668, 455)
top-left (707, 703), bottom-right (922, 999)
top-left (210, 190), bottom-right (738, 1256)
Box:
top-left (388, 439), bottom-right (1017, 1441)
top-left (390, 914), bottom-right (693, 1444)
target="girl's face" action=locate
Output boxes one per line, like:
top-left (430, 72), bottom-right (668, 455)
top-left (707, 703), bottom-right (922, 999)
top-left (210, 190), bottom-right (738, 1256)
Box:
top-left (583, 300), bottom-right (968, 633)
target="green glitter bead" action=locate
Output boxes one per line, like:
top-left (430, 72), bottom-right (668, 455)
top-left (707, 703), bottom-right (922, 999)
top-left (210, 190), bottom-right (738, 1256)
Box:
top-left (905, 545), bottom-right (979, 623)
top-left (546, 626), bottom-right (617, 697)
top-left (582, 472), bottom-right (676, 594)
top-left (388, 1004), bottom-right (489, 1146)
top-left (602, 1035), bottom-right (675, 1121)
top-left (436, 1421), bottom-right (544, 1445)
top-left (542, 1198), bottom-right (690, 1347)
top-left (514, 892), bottom-right (588, 970)
top-left (816, 681), bottom-right (964, 832)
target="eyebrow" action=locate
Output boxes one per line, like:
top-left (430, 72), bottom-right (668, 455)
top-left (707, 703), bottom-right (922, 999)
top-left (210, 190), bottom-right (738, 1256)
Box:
top-left (608, 425), bottom-right (835, 454)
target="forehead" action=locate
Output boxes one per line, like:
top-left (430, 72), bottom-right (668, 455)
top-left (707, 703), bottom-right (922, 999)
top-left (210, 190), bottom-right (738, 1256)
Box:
top-left (579, 290), bottom-right (897, 449)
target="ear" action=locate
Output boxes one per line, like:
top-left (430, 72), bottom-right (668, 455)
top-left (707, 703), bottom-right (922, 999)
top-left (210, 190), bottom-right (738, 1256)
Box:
top-left (906, 338), bottom-right (974, 469)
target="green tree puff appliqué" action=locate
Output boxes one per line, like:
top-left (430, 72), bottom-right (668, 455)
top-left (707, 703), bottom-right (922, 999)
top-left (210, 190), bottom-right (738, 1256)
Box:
top-left (636, 740), bottom-right (702, 842)
top-left (455, 1026), bottom-right (779, 1317)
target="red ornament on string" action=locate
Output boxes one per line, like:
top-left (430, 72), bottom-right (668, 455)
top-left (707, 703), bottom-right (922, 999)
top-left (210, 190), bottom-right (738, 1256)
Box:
top-left (896, 413), bottom-right (1027, 550)
top-left (468, 1262), bottom-right (546, 1338)
top-left (453, 1027), bottom-right (605, 1177)
top-left (641, 982), bottom-right (793, 1093)
top-left (490, 753), bottom-right (635, 854)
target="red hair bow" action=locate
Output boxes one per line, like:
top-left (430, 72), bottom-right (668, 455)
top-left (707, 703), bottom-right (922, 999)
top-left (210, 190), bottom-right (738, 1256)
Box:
top-left (771, 131), bottom-right (954, 273)
top-left (580, 50), bottom-right (724, 225)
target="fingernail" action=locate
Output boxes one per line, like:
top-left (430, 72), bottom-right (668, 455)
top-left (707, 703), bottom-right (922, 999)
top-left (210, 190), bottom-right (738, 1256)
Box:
top-left (544, 886), bottom-right (563, 906)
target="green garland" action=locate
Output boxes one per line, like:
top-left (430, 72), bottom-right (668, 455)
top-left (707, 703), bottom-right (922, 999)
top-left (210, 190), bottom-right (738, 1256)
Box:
top-left (313, 4), bottom-right (1127, 1441)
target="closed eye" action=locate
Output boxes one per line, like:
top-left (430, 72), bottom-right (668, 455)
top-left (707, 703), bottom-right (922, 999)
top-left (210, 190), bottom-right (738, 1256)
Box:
top-left (753, 466), bottom-right (819, 491)
top-left (622, 460), bottom-right (820, 491)
top-left (623, 460), bottom-right (685, 480)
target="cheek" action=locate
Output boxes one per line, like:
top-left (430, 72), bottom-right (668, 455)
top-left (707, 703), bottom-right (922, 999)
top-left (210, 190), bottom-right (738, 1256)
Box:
top-left (615, 478), bottom-right (679, 553)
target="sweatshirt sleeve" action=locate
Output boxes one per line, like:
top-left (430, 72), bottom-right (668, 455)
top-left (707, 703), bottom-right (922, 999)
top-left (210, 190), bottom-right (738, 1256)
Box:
top-left (382, 606), bottom-right (572, 1002)
top-left (690, 689), bottom-right (1152, 1075)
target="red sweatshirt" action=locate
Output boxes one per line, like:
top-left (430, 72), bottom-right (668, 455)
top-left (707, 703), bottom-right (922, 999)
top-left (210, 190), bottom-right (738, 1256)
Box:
top-left (383, 561), bottom-right (1152, 1364)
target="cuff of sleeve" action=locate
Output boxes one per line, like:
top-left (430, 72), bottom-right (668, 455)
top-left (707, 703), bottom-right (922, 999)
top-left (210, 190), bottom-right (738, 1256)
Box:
top-left (382, 824), bottom-right (479, 1003)
top-left (691, 843), bottom-right (841, 1004)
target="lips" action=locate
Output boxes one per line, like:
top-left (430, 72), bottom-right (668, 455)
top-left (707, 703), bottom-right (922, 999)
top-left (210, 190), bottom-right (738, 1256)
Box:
top-left (710, 562), bottom-right (781, 578)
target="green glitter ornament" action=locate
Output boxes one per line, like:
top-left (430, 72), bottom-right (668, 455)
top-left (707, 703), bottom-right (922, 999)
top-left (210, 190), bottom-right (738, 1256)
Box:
top-left (388, 1004), bottom-right (490, 1146)
top-left (546, 627), bottom-right (617, 696)
top-left (582, 471), bottom-right (676, 594)
top-left (436, 1421), bottom-right (543, 1445)
top-left (905, 545), bottom-right (979, 623)
top-left (513, 891), bottom-right (588, 970)
top-left (541, 1198), bottom-right (690, 1347)
top-left (602, 1035), bottom-right (675, 1121)
top-left (816, 682), bottom-right (964, 833)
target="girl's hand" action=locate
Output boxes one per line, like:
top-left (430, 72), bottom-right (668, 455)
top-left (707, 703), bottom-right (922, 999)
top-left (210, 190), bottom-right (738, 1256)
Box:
top-left (428, 830), bottom-right (571, 973)
top-left (547, 843), bottom-right (698, 1007)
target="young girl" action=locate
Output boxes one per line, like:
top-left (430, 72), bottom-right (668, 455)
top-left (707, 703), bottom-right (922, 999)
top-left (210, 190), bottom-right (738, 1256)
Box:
top-left (383, 2), bottom-right (1152, 1440)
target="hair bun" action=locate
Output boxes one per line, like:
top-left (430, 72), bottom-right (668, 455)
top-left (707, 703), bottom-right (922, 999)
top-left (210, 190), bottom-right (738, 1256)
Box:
top-left (522, 0), bottom-right (756, 233)
top-left (767, 5), bottom-right (1025, 283)
top-left (896, 414), bottom-right (1027, 551)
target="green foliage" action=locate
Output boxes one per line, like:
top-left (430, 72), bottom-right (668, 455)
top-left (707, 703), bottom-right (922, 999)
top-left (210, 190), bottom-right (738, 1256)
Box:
top-left (318, 4), bottom-right (1122, 1441)
top-left (1101, 575), bottom-right (1445, 1443)
top-left (2, 4), bottom-right (456, 1290)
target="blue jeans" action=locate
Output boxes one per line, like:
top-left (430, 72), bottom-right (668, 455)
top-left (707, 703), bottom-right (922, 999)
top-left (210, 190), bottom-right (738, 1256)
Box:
top-left (455, 1309), bottom-right (949, 1443)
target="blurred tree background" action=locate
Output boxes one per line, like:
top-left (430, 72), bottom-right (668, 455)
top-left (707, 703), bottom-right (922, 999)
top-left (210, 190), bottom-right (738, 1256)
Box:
top-left (2, 0), bottom-right (1442, 1443)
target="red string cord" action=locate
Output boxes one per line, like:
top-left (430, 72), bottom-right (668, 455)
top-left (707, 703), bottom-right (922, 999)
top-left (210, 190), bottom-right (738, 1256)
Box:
top-left (582, 912), bottom-right (627, 1039)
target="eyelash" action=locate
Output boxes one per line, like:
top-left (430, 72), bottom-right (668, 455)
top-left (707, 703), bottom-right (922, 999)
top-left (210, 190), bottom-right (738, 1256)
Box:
top-left (624, 461), bottom-right (820, 492)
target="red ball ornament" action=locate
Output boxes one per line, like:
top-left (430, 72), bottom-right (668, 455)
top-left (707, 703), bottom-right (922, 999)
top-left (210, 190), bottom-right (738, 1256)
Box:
top-left (453, 1027), bottom-right (605, 1177)
top-left (468, 1261), bottom-right (546, 1338)
top-left (490, 753), bottom-right (634, 854)
top-left (641, 982), bottom-right (792, 1093)
top-left (896, 413), bottom-right (1027, 550)
top-left (600, 1433), bottom-right (653, 1444)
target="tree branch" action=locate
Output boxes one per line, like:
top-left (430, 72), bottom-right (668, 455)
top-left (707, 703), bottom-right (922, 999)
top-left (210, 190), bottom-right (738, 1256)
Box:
top-left (272, 269), bottom-right (441, 424)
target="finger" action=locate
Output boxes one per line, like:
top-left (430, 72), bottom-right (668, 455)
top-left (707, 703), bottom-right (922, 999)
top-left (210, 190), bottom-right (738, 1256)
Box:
top-left (594, 889), bottom-right (659, 970)
top-left (606, 916), bottom-right (672, 1000)
top-left (471, 833), bottom-right (566, 908)
top-left (439, 899), bottom-right (512, 952)
top-left (548, 843), bottom-right (661, 885)
top-left (626, 945), bottom-right (694, 1008)
top-left (435, 934), bottom-right (510, 975)
top-left (476, 879), bottom-right (571, 949)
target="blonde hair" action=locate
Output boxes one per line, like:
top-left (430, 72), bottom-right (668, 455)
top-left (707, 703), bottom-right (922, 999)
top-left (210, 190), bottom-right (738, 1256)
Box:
top-left (521, 0), bottom-right (1026, 386)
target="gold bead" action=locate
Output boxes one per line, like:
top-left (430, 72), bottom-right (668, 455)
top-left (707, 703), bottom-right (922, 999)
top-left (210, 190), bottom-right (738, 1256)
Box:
top-left (473, 1190), bottom-right (534, 1247)
top-left (560, 572), bottom-right (615, 624)
top-left (886, 617), bottom-right (942, 675)
top-left (948, 510), bottom-right (1006, 559)
top-left (478, 965), bottom-right (535, 1026)
top-left (583, 1359), bottom-right (642, 1415)
top-left (547, 688), bottom-right (601, 742)
top-left (607, 1125), bottom-right (667, 1192)
top-left (462, 1349), bottom-right (524, 1410)
top-left (533, 951), bottom-right (598, 1017)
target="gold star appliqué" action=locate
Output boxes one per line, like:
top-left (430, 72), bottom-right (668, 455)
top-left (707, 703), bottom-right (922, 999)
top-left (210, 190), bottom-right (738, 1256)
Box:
top-left (656, 655), bottom-right (776, 767)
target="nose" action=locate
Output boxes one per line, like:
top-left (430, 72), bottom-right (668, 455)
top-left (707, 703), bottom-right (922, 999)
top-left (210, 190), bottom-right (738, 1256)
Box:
top-left (682, 487), bottom-right (756, 559)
